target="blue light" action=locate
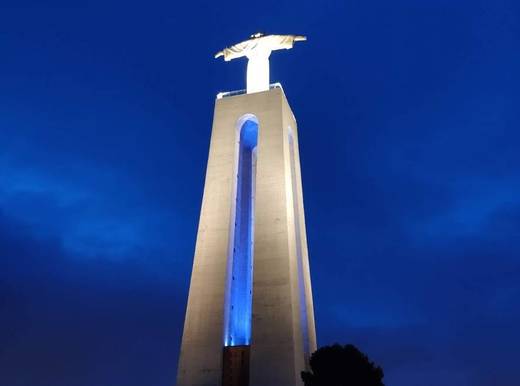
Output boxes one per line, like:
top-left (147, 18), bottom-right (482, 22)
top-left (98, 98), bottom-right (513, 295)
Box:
top-left (224, 118), bottom-right (258, 347)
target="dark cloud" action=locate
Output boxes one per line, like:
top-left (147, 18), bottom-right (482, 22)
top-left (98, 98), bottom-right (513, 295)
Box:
top-left (0, 211), bottom-right (187, 386)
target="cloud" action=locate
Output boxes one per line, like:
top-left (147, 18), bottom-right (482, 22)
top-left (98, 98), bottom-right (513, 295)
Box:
top-left (0, 155), bottom-right (187, 259)
top-left (411, 177), bottom-right (520, 244)
top-left (310, 168), bottom-right (520, 386)
top-left (0, 211), bottom-right (187, 386)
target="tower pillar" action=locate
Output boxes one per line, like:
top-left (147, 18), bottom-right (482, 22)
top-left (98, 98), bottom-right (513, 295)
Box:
top-left (176, 86), bottom-right (316, 386)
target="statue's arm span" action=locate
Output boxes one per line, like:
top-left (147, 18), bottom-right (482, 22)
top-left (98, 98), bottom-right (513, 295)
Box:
top-left (215, 41), bottom-right (251, 61)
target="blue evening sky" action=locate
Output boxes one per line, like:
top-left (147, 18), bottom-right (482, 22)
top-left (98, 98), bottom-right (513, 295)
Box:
top-left (1, 1), bottom-right (519, 385)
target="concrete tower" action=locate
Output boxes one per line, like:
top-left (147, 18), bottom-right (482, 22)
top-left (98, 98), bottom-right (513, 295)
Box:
top-left (176, 33), bottom-right (316, 386)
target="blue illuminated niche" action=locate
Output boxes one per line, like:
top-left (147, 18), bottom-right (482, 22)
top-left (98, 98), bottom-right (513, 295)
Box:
top-left (224, 117), bottom-right (258, 347)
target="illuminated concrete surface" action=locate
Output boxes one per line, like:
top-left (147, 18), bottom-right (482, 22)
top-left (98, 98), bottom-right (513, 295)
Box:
top-left (177, 87), bottom-right (316, 386)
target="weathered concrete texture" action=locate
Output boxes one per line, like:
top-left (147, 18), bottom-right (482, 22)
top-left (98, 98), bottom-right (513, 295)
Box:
top-left (177, 87), bottom-right (316, 386)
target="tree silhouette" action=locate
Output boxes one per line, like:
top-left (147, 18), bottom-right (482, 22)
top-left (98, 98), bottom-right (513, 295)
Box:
top-left (301, 344), bottom-right (384, 386)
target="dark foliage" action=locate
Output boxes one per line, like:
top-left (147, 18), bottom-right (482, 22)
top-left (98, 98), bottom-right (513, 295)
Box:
top-left (301, 344), bottom-right (384, 386)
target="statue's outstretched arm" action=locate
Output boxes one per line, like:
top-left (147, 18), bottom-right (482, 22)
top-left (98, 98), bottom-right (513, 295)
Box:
top-left (267, 35), bottom-right (307, 52)
top-left (215, 34), bottom-right (306, 61)
top-left (215, 40), bottom-right (251, 61)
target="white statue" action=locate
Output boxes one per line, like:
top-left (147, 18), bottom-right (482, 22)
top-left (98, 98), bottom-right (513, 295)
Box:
top-left (215, 33), bottom-right (307, 94)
